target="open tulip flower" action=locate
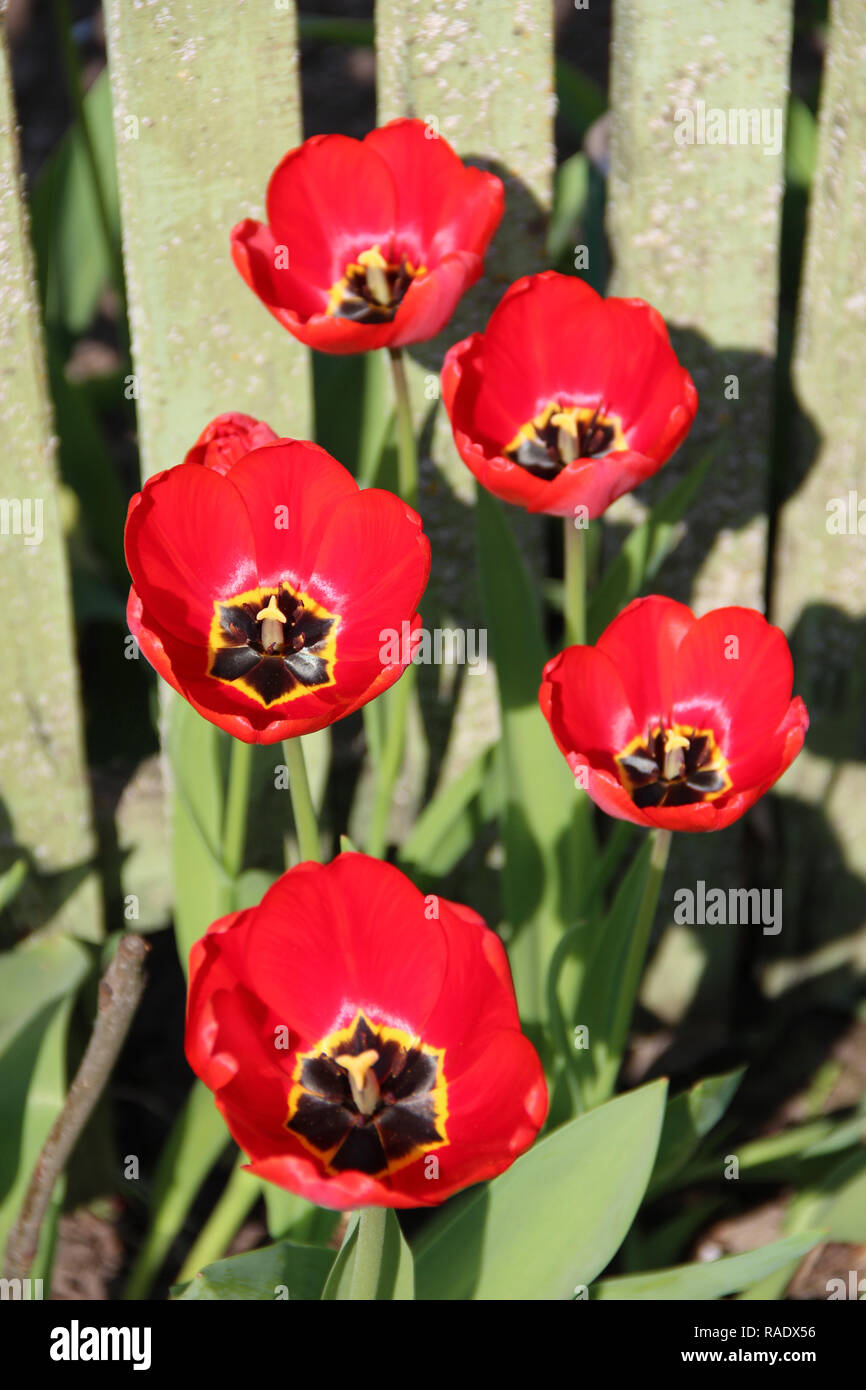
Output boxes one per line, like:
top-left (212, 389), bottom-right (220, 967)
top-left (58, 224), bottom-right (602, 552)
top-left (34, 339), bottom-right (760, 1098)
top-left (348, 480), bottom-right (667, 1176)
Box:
top-left (539, 596), bottom-right (809, 832)
top-left (442, 271), bottom-right (698, 518)
top-left (125, 423), bottom-right (430, 744)
top-left (185, 853), bottom-right (547, 1209)
top-left (230, 118), bottom-right (504, 355)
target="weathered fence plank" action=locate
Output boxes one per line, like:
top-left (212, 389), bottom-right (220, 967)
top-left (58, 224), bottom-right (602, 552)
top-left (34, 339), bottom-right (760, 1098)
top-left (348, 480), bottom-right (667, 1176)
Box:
top-left (103, 0), bottom-right (311, 478)
top-left (606, 0), bottom-right (793, 611)
top-left (774, 0), bottom-right (866, 957)
top-left (0, 30), bottom-right (102, 943)
top-left (375, 0), bottom-right (555, 807)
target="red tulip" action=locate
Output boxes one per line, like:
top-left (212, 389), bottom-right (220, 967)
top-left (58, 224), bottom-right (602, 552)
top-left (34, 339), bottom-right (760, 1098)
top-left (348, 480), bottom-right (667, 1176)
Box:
top-left (125, 430), bottom-right (430, 744)
top-left (539, 596), bottom-right (808, 832)
top-left (185, 853), bottom-right (547, 1209)
top-left (231, 118), bottom-right (504, 355)
top-left (182, 411), bottom-right (279, 476)
top-left (442, 271), bottom-right (698, 517)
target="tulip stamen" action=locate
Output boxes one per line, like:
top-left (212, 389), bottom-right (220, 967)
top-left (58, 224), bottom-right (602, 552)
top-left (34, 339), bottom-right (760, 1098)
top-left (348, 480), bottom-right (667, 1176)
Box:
top-left (335, 1049), bottom-right (381, 1116)
top-left (326, 244), bottom-right (427, 323)
top-left (287, 1011), bottom-right (448, 1178)
top-left (615, 722), bottom-right (732, 809)
top-left (506, 401), bottom-right (626, 478)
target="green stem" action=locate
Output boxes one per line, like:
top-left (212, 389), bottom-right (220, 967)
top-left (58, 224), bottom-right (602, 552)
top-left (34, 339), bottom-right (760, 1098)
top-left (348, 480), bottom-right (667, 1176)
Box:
top-left (222, 738), bottom-right (253, 881)
top-left (349, 1206), bottom-right (387, 1300)
top-left (388, 348), bottom-right (418, 510)
top-left (563, 518), bottom-right (587, 647)
top-left (284, 737), bottom-right (321, 863)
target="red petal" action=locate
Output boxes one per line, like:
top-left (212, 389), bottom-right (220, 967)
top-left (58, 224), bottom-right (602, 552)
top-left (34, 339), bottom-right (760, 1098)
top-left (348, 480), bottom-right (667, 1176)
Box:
top-left (124, 464), bottom-right (257, 644)
top-left (595, 595), bottom-right (696, 734)
top-left (265, 133), bottom-right (397, 292)
top-left (540, 645), bottom-right (638, 770)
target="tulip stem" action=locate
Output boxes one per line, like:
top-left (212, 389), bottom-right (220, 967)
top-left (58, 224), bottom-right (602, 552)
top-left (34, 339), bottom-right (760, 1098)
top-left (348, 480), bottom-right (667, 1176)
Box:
top-left (388, 348), bottom-right (418, 510)
top-left (223, 737), bottom-right (254, 881)
top-left (284, 737), bottom-right (322, 863)
top-left (349, 1206), bottom-right (387, 1300)
top-left (563, 518), bottom-right (587, 647)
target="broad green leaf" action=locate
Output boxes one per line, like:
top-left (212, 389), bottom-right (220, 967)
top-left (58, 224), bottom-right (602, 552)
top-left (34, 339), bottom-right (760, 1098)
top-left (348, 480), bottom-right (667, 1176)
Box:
top-left (414, 1079), bottom-right (667, 1300)
top-left (649, 1068), bottom-right (745, 1193)
top-left (174, 1239), bottom-right (335, 1301)
top-left (593, 1233), bottom-right (823, 1300)
top-left (589, 449), bottom-right (713, 641)
top-left (785, 96), bottom-right (817, 189)
top-left (321, 1210), bottom-right (414, 1301)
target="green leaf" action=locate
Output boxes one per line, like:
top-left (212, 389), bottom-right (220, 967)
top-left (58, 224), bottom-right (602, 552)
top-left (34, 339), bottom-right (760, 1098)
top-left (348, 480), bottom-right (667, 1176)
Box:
top-left (321, 1210), bottom-right (414, 1300)
top-left (589, 449), bottom-right (714, 641)
top-left (0, 934), bottom-right (90, 1054)
top-left (475, 489), bottom-right (587, 1022)
top-left (339, 834), bottom-right (362, 855)
top-left (786, 97), bottom-right (817, 188)
top-left (0, 858), bottom-right (28, 914)
top-left (398, 743), bottom-right (501, 879)
top-left (547, 152), bottom-right (590, 265)
top-left (123, 1080), bottom-right (230, 1299)
top-left (174, 1239), bottom-right (335, 1301)
top-left (0, 995), bottom-right (76, 1255)
top-left (414, 1079), bottom-right (667, 1300)
top-left (592, 1233), bottom-right (823, 1300)
top-left (30, 69), bottom-right (120, 333)
top-left (573, 834), bottom-right (654, 1107)
top-left (555, 58), bottom-right (606, 141)
top-left (649, 1068), bottom-right (745, 1193)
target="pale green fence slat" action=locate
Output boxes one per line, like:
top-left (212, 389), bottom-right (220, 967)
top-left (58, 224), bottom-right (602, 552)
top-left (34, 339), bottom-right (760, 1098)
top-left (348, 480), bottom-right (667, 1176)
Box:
top-left (774, 0), bottom-right (866, 952)
top-left (0, 31), bottom-right (102, 943)
top-left (103, 0), bottom-right (311, 478)
top-left (606, 0), bottom-right (793, 612)
top-left (606, 0), bottom-right (793, 1028)
top-left (374, 0), bottom-right (555, 816)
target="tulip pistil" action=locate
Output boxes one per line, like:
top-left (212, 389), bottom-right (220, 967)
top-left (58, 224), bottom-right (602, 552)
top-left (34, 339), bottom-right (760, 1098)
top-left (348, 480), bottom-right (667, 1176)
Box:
top-left (209, 583), bottom-right (339, 707)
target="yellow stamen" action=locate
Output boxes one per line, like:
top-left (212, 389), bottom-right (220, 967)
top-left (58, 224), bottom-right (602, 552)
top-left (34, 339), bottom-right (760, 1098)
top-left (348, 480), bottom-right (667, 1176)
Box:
top-left (550, 409), bottom-right (578, 436)
top-left (336, 1049), bottom-right (381, 1116)
top-left (663, 729), bottom-right (690, 754)
top-left (662, 727), bottom-right (691, 781)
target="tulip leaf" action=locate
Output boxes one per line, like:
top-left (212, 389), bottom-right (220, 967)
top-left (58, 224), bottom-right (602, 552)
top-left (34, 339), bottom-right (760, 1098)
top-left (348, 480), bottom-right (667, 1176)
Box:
top-left (475, 488), bottom-right (588, 1023)
top-left (589, 448), bottom-right (714, 641)
top-left (649, 1067), bottom-right (746, 1194)
top-left (398, 742), bottom-right (501, 881)
top-left (0, 993), bottom-right (77, 1257)
top-left (321, 1210), bottom-right (414, 1301)
top-left (592, 1232), bottom-right (823, 1300)
top-left (414, 1078), bottom-right (667, 1300)
top-left (173, 1239), bottom-right (335, 1301)
top-left (123, 1080), bottom-right (231, 1299)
